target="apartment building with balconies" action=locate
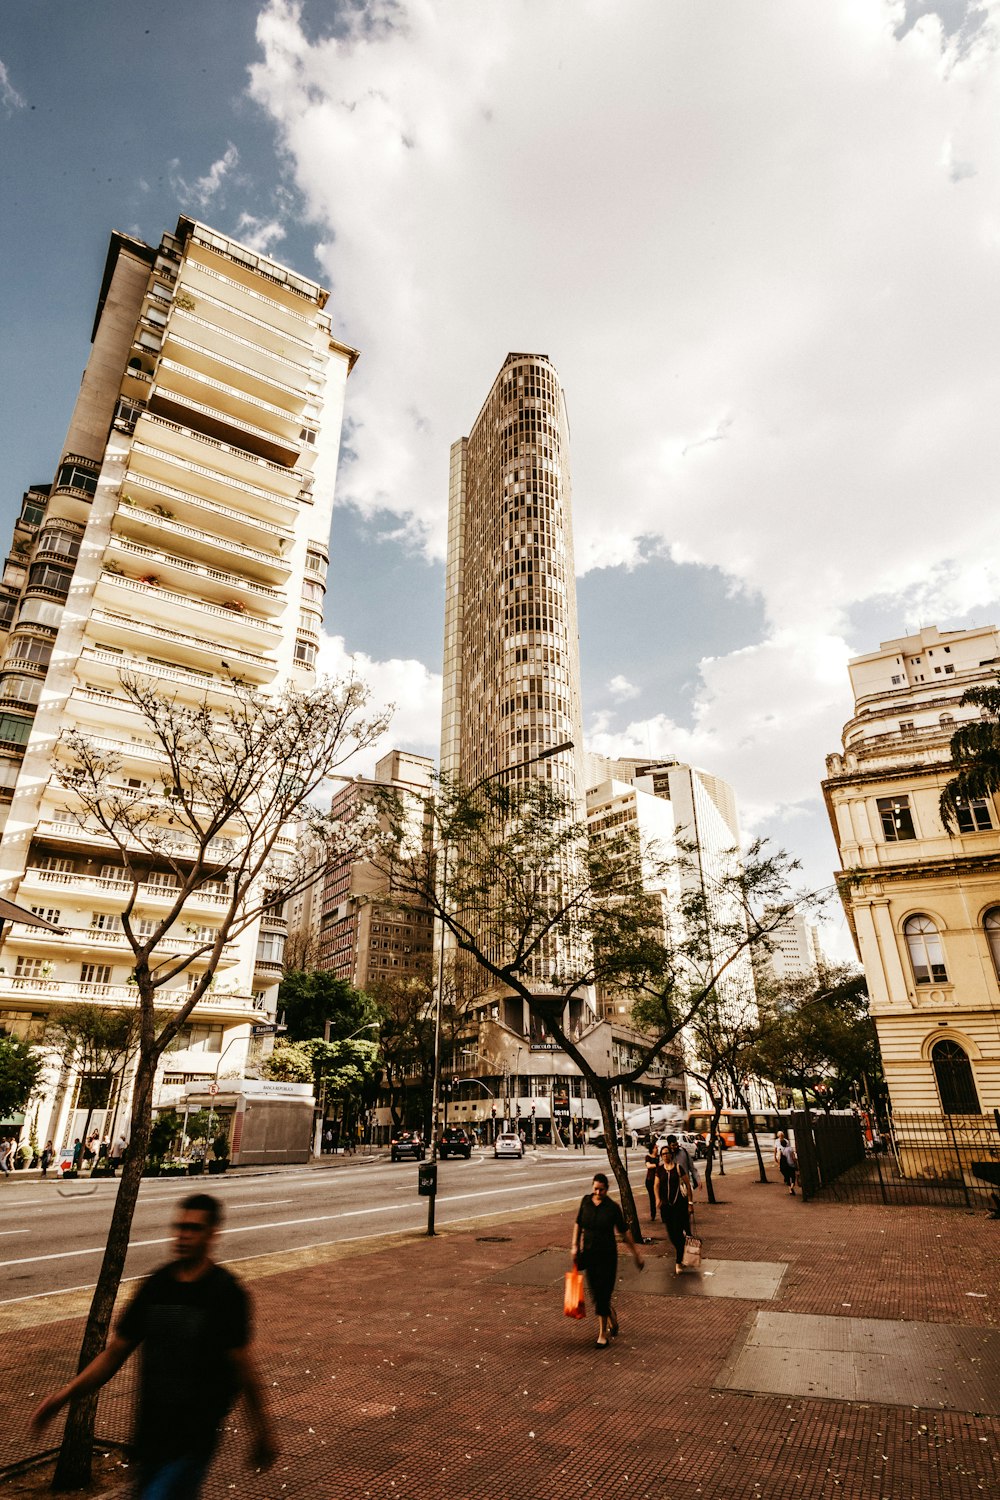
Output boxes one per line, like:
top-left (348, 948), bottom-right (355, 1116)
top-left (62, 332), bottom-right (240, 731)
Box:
top-left (824, 624), bottom-right (1000, 1113)
top-left (0, 216), bottom-right (358, 1148)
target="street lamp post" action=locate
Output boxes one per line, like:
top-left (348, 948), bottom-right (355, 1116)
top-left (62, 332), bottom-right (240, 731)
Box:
top-left (425, 738), bottom-right (574, 1235)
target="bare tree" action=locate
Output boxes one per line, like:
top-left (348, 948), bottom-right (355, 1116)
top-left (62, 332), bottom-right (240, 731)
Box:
top-left (50, 673), bottom-right (388, 1489)
top-left (372, 773), bottom-right (816, 1237)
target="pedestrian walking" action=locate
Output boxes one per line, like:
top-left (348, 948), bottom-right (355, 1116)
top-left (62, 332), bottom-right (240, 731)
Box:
top-left (571, 1172), bottom-right (644, 1347)
top-left (655, 1141), bottom-right (693, 1274)
top-left (775, 1132), bottom-right (798, 1194)
top-left (31, 1192), bottom-right (278, 1498)
top-left (665, 1133), bottom-right (700, 1193)
top-left (643, 1140), bottom-right (659, 1223)
top-left (71, 1137), bottom-right (83, 1171)
top-left (110, 1135), bottom-right (127, 1174)
top-left (40, 1140), bottom-right (54, 1178)
top-left (0, 1136), bottom-right (14, 1178)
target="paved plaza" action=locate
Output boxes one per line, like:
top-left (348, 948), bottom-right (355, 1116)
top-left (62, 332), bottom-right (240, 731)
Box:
top-left (1, 1166), bottom-right (998, 1498)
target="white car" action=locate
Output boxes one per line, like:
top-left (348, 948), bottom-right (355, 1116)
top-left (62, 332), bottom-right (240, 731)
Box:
top-left (494, 1132), bottom-right (524, 1159)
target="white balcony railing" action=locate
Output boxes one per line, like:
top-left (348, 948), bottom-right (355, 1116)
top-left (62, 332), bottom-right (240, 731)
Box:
top-left (6, 922), bottom-right (239, 961)
top-left (90, 610), bottom-right (276, 673)
top-left (164, 330), bottom-right (309, 406)
top-left (0, 975), bottom-right (261, 1014)
top-left (107, 536), bottom-right (284, 605)
top-left (112, 502), bottom-right (290, 574)
top-left (100, 573), bottom-right (281, 634)
top-left (78, 650), bottom-right (234, 697)
top-left (173, 302), bottom-right (314, 379)
top-left (35, 817), bottom-right (235, 862)
top-left (151, 382), bottom-right (302, 459)
top-left (20, 867), bottom-right (233, 910)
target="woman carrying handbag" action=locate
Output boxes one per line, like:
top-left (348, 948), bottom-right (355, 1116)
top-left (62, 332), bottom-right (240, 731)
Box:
top-left (655, 1141), bottom-right (693, 1274)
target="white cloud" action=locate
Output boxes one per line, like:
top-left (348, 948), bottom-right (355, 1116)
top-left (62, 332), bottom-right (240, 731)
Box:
top-left (235, 212), bottom-right (287, 254)
top-left (248, 0), bottom-right (1000, 836)
top-left (588, 633), bottom-right (852, 830)
top-left (195, 143), bottom-right (240, 204)
top-left (607, 674), bottom-right (640, 701)
top-left (0, 59), bottom-right (25, 113)
top-left (316, 629), bottom-right (442, 774)
top-left (169, 143), bottom-right (241, 208)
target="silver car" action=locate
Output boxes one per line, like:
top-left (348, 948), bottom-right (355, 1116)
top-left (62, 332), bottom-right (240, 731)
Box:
top-left (494, 1131), bottom-right (524, 1159)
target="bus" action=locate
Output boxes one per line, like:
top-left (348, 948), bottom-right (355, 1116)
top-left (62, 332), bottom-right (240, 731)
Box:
top-left (686, 1109), bottom-right (792, 1147)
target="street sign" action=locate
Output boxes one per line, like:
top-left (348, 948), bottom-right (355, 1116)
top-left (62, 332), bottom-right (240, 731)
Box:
top-left (250, 1024), bottom-right (277, 1036)
top-left (208, 1083), bottom-right (219, 1095)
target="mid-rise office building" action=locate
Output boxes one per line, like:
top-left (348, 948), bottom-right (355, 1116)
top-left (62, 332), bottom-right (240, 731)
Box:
top-left (824, 624), bottom-right (1000, 1113)
top-left (317, 750), bottom-right (436, 990)
top-left (758, 906), bottom-right (824, 983)
top-left (0, 216), bottom-right (357, 1147)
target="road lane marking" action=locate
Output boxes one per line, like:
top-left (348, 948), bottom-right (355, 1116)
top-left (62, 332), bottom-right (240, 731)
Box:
top-left (0, 1172), bottom-right (626, 1269)
top-left (0, 1229), bottom-right (28, 1237)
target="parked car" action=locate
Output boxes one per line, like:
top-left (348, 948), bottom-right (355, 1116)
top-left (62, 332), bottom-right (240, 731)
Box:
top-left (655, 1132), bottom-right (716, 1159)
top-left (390, 1131), bottom-right (425, 1162)
top-left (438, 1127), bottom-right (473, 1160)
top-left (494, 1131), bottom-right (524, 1159)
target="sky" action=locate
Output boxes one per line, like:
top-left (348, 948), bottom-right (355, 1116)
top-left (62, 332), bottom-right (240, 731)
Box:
top-left (3, 0), bottom-right (1000, 958)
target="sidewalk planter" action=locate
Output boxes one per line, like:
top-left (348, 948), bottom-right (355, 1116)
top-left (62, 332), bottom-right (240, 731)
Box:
top-left (187, 1160), bottom-right (205, 1176)
top-left (207, 1159), bottom-right (228, 1175)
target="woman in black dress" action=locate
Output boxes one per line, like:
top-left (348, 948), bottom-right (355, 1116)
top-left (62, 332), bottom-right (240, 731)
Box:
top-left (643, 1141), bottom-right (659, 1223)
top-left (571, 1172), bottom-right (644, 1347)
top-left (655, 1142), bottom-right (693, 1274)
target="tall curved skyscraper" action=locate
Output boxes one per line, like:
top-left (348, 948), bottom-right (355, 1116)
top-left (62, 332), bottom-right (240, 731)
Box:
top-left (441, 353), bottom-right (584, 806)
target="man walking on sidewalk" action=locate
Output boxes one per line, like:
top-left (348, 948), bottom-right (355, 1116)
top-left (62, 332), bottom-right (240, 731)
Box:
top-left (31, 1192), bottom-right (277, 1498)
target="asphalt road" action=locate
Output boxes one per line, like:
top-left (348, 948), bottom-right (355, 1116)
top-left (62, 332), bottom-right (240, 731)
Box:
top-left (0, 1146), bottom-right (760, 1305)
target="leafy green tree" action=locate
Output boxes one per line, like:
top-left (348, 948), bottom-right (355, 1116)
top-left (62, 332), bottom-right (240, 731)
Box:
top-left (364, 968), bottom-right (435, 1131)
top-left (371, 772), bottom-right (815, 1237)
top-left (277, 969), bottom-right (374, 1043)
top-left (940, 675), bottom-right (1000, 829)
top-left (260, 1040), bottom-right (314, 1083)
top-left (0, 1033), bottom-right (43, 1120)
top-left (47, 1005), bottom-right (139, 1144)
top-left (752, 967), bottom-right (881, 1114)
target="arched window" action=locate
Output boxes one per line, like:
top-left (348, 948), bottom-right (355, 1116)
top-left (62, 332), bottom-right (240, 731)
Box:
top-left (931, 1039), bottom-right (980, 1114)
top-left (985, 909), bottom-right (1000, 983)
top-left (904, 914), bottom-right (948, 986)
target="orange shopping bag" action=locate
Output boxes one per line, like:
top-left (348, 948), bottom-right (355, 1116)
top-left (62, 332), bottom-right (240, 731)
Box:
top-left (563, 1268), bottom-right (586, 1319)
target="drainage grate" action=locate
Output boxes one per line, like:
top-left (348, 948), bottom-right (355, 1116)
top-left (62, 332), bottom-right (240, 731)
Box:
top-left (477, 1235), bottom-right (512, 1243)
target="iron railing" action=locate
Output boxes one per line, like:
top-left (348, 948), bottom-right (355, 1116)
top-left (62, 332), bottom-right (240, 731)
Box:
top-left (817, 1109), bottom-right (1000, 1210)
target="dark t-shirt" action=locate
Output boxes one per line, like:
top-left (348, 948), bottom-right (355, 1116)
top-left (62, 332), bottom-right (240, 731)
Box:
top-left (575, 1194), bottom-right (625, 1261)
top-left (117, 1262), bottom-right (249, 1461)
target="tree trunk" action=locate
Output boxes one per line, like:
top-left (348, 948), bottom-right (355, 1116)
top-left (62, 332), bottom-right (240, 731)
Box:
top-left (703, 1094), bottom-right (724, 1205)
top-left (52, 1052), bottom-right (157, 1490)
top-left (592, 1082), bottom-right (641, 1239)
top-left (731, 1075), bottom-right (769, 1184)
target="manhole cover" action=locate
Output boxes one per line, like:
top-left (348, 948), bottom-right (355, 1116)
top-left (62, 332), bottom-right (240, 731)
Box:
top-left (477, 1235), bottom-right (512, 1243)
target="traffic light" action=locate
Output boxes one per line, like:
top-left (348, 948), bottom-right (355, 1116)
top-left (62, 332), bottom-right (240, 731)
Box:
top-left (491, 1106), bottom-right (496, 1119)
top-left (515, 1103), bottom-right (521, 1118)
top-left (530, 1104), bottom-right (536, 1116)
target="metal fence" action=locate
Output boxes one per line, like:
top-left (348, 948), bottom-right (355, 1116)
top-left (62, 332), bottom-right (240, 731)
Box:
top-left (813, 1110), bottom-right (1000, 1210)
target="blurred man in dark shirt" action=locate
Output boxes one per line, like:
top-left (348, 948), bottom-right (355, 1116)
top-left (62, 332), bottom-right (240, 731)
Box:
top-left (32, 1193), bottom-right (277, 1498)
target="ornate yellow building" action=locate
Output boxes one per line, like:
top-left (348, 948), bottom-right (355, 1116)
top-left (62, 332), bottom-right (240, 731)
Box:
top-left (824, 625), bottom-right (1000, 1114)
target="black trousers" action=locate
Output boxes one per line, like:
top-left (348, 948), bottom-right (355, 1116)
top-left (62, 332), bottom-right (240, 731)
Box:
top-left (645, 1174), bottom-right (657, 1220)
top-left (661, 1199), bottom-right (690, 1266)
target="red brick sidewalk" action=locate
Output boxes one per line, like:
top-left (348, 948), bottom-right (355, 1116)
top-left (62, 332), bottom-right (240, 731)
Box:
top-left (2, 1170), bottom-right (998, 1499)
